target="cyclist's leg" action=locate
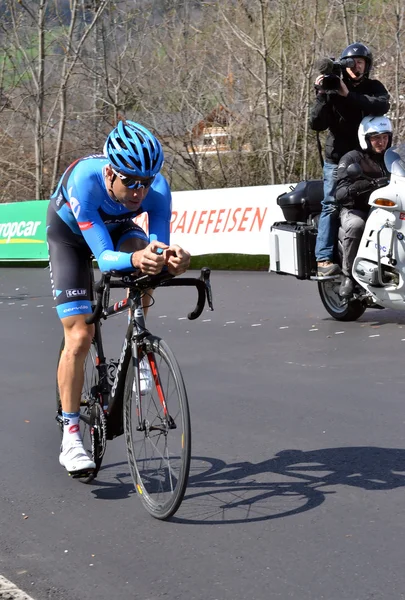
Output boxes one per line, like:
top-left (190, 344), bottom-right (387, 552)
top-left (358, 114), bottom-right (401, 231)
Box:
top-left (56, 333), bottom-right (104, 483)
top-left (47, 213), bottom-right (96, 473)
top-left (58, 314), bottom-right (94, 414)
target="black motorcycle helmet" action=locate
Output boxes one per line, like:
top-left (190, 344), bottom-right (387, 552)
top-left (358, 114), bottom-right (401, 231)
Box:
top-left (340, 42), bottom-right (373, 78)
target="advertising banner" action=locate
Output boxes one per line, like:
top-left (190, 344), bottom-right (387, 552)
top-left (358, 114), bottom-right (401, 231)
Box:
top-left (135, 184), bottom-right (289, 256)
top-left (0, 201), bottom-right (48, 260)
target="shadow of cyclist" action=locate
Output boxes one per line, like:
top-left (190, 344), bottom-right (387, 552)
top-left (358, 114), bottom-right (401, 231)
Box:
top-left (270, 446), bottom-right (405, 491)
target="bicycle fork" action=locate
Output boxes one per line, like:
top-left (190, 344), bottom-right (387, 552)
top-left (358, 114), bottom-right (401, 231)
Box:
top-left (131, 333), bottom-right (175, 435)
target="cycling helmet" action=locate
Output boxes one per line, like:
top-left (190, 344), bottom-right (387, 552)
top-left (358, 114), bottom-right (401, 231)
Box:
top-left (358, 115), bottom-right (392, 151)
top-left (340, 42), bottom-right (373, 77)
top-left (104, 120), bottom-right (164, 177)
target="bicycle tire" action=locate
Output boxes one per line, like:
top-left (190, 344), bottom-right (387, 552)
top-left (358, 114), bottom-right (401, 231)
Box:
top-left (123, 334), bottom-right (191, 520)
top-left (56, 338), bottom-right (106, 483)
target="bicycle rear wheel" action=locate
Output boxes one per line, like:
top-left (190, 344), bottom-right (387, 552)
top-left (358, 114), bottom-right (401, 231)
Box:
top-left (123, 334), bottom-right (191, 520)
top-left (56, 338), bottom-right (106, 482)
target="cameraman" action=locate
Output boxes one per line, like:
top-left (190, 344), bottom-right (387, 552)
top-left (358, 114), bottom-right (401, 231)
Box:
top-left (335, 116), bottom-right (391, 298)
top-left (309, 42), bottom-right (390, 277)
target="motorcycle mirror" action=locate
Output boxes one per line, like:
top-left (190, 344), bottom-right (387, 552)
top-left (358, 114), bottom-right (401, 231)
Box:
top-left (347, 163), bottom-right (363, 180)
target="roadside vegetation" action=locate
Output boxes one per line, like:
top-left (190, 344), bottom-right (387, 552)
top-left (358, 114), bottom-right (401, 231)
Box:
top-left (0, 0), bottom-right (403, 202)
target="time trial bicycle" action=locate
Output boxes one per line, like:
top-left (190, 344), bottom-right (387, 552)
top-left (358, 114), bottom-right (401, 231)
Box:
top-left (56, 265), bottom-right (213, 520)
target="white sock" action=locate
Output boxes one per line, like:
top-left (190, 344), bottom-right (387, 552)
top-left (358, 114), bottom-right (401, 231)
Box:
top-left (62, 411), bottom-right (82, 447)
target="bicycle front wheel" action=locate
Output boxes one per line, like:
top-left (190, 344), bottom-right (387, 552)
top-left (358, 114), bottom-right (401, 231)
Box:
top-left (56, 338), bottom-right (106, 483)
top-left (123, 335), bottom-right (191, 520)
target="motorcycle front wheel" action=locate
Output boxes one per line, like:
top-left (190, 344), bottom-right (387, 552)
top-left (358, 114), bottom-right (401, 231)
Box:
top-left (318, 279), bottom-right (367, 321)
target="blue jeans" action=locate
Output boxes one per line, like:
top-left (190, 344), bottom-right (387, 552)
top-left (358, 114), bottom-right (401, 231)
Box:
top-left (315, 161), bottom-right (339, 262)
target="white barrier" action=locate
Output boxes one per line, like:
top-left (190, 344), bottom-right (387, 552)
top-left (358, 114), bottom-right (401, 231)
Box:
top-left (135, 183), bottom-right (292, 255)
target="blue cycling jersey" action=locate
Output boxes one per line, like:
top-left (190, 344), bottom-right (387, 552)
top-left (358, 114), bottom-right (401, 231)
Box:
top-left (50, 155), bottom-right (172, 272)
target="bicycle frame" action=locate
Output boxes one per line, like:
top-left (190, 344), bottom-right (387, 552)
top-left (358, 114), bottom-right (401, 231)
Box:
top-left (89, 284), bottom-right (146, 440)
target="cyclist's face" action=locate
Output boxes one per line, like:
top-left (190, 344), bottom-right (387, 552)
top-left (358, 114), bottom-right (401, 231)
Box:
top-left (105, 165), bottom-right (151, 210)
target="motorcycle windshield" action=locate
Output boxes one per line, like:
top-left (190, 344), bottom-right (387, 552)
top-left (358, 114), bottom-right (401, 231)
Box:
top-left (384, 144), bottom-right (405, 176)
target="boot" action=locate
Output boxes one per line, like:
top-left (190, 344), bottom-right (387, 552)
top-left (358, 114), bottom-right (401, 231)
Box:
top-left (339, 276), bottom-right (354, 298)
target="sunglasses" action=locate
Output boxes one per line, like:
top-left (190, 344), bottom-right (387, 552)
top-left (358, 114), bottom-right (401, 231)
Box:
top-left (112, 168), bottom-right (155, 190)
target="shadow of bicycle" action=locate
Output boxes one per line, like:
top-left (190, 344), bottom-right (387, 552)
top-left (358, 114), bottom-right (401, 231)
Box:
top-left (170, 446), bottom-right (405, 524)
top-left (89, 446), bottom-right (405, 524)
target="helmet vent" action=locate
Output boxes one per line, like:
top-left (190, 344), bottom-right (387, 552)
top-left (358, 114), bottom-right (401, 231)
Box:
top-left (105, 120), bottom-right (164, 177)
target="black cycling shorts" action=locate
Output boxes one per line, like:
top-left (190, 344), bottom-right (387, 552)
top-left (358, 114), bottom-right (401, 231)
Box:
top-left (47, 205), bottom-right (147, 320)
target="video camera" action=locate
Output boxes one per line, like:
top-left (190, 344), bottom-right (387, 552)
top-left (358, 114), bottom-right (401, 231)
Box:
top-left (316, 56), bottom-right (355, 91)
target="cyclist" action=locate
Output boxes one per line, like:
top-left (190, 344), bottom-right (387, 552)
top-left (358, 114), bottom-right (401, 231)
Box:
top-left (47, 120), bottom-right (190, 475)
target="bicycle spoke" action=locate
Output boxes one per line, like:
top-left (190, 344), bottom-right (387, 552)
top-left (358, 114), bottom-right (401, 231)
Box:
top-left (124, 335), bottom-right (191, 520)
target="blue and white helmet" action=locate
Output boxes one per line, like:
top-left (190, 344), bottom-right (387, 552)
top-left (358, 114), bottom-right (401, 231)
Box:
top-left (104, 120), bottom-right (164, 177)
top-left (358, 115), bottom-right (392, 151)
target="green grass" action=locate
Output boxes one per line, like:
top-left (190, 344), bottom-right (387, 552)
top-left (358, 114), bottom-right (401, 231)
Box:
top-left (0, 254), bottom-right (270, 271)
top-left (190, 254), bottom-right (269, 271)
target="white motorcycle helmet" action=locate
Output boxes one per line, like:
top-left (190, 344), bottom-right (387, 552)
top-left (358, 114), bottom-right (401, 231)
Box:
top-left (358, 115), bottom-right (392, 151)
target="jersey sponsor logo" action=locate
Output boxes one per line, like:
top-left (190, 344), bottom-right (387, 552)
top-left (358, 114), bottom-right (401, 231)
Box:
top-left (78, 221), bottom-right (93, 231)
top-left (103, 217), bottom-right (135, 224)
top-left (68, 190), bottom-right (81, 219)
top-left (0, 220), bottom-right (42, 244)
top-left (102, 253), bottom-right (119, 262)
top-left (66, 288), bottom-right (87, 298)
top-left (62, 304), bottom-right (89, 314)
top-left (56, 192), bottom-right (64, 207)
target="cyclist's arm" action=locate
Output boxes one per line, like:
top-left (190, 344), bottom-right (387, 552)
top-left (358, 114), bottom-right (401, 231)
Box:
top-left (80, 213), bottom-right (135, 272)
top-left (143, 176), bottom-right (190, 274)
top-left (67, 180), bottom-right (135, 272)
top-left (142, 174), bottom-right (172, 246)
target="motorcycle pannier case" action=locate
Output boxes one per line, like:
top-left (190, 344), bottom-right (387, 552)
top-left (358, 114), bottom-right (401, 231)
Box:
top-left (277, 180), bottom-right (323, 222)
top-left (269, 222), bottom-right (317, 280)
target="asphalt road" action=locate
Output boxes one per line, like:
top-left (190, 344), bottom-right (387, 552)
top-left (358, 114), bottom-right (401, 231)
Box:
top-left (1, 268), bottom-right (405, 600)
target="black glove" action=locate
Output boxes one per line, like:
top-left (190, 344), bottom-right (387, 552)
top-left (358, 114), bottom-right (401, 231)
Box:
top-left (348, 179), bottom-right (374, 197)
top-left (372, 177), bottom-right (389, 188)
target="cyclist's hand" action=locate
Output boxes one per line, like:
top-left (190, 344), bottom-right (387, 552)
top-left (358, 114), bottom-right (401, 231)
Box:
top-left (132, 241), bottom-right (168, 274)
top-left (164, 245), bottom-right (191, 275)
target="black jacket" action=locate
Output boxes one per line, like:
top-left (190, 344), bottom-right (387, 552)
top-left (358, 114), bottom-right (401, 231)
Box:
top-left (335, 149), bottom-right (388, 212)
top-left (309, 77), bottom-right (390, 164)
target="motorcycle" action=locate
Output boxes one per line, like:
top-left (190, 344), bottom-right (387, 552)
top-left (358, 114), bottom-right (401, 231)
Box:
top-left (269, 143), bottom-right (405, 321)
